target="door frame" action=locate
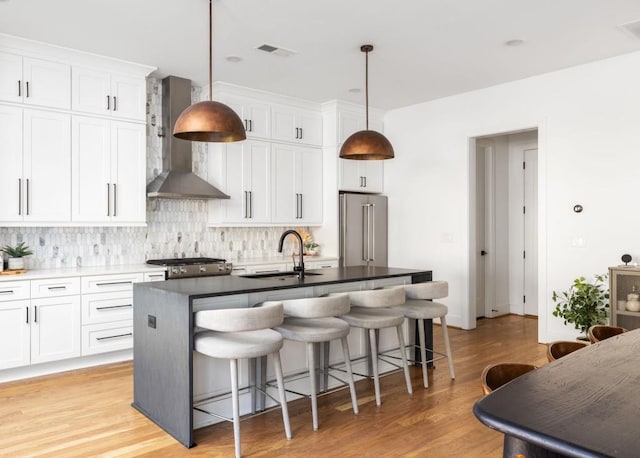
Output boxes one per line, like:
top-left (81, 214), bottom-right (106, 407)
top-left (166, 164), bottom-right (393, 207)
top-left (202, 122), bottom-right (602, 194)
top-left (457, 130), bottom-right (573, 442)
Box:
top-left (466, 121), bottom-right (549, 343)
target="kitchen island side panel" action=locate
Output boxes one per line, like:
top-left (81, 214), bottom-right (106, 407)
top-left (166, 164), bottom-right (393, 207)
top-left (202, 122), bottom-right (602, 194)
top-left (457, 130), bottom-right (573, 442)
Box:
top-left (132, 286), bottom-right (194, 447)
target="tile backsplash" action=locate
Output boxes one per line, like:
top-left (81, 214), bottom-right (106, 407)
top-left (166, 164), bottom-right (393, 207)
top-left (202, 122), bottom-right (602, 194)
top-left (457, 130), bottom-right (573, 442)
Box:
top-left (0, 78), bottom-right (308, 270)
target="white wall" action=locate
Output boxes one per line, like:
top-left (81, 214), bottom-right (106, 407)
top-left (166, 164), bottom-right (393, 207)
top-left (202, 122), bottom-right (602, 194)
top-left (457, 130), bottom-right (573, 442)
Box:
top-left (384, 50), bottom-right (640, 342)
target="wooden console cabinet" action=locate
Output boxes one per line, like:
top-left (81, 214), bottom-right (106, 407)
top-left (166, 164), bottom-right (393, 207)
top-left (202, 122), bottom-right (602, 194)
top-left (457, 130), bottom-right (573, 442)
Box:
top-left (609, 265), bottom-right (640, 330)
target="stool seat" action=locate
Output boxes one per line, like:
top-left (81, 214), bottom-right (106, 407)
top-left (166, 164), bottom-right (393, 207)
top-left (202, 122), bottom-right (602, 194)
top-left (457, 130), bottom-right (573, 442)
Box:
top-left (393, 299), bottom-right (448, 320)
top-left (195, 329), bottom-right (283, 359)
top-left (275, 317), bottom-right (349, 343)
top-left (341, 307), bottom-right (405, 329)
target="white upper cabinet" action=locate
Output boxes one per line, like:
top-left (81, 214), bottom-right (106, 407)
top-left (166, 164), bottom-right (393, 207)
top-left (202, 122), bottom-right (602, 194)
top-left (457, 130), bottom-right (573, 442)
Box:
top-left (271, 144), bottom-right (323, 224)
top-left (272, 104), bottom-right (322, 146)
top-left (219, 94), bottom-right (270, 139)
top-left (208, 140), bottom-right (271, 225)
top-left (72, 116), bottom-right (146, 224)
top-left (0, 51), bottom-right (71, 109)
top-left (0, 106), bottom-right (71, 224)
top-left (72, 67), bottom-right (146, 121)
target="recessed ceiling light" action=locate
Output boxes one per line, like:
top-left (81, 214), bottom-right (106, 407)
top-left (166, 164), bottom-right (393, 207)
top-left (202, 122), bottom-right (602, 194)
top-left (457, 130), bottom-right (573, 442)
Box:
top-left (226, 56), bottom-right (243, 63)
top-left (505, 39), bottom-right (524, 47)
top-left (348, 88), bottom-right (361, 93)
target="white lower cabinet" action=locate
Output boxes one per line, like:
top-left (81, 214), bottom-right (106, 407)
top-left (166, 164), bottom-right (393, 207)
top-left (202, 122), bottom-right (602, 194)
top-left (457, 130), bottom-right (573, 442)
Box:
top-left (82, 320), bottom-right (133, 356)
top-left (0, 299), bottom-right (31, 370)
top-left (30, 295), bottom-right (81, 364)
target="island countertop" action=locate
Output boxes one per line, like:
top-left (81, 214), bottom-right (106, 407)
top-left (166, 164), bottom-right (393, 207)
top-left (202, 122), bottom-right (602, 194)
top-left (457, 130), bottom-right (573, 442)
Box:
top-left (135, 266), bottom-right (432, 299)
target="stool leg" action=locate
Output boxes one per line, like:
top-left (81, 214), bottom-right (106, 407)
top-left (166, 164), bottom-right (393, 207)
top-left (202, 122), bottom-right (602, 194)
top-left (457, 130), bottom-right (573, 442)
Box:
top-left (229, 359), bottom-right (241, 458)
top-left (440, 316), bottom-right (455, 379)
top-left (272, 351), bottom-right (292, 439)
top-left (340, 336), bottom-right (359, 415)
top-left (396, 324), bottom-right (413, 395)
top-left (369, 328), bottom-right (381, 406)
top-left (417, 318), bottom-right (429, 388)
top-left (307, 342), bottom-right (319, 431)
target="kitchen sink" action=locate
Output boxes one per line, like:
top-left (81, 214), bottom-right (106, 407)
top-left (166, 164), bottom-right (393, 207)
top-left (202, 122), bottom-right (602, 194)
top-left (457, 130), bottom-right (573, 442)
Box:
top-left (242, 271), bottom-right (323, 280)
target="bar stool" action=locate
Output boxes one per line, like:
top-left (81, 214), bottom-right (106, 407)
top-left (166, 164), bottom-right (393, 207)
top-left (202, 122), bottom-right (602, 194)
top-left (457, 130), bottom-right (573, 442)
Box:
top-left (332, 288), bottom-right (413, 406)
top-left (269, 295), bottom-right (359, 431)
top-left (390, 281), bottom-right (455, 388)
top-left (194, 303), bottom-right (291, 458)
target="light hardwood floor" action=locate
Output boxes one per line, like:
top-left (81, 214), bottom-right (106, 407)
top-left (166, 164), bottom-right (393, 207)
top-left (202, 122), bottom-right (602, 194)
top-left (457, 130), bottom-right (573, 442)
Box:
top-left (0, 315), bottom-right (547, 457)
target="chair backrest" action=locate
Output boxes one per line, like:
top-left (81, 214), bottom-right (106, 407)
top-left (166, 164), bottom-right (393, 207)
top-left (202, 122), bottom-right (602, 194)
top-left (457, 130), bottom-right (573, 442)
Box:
top-left (588, 325), bottom-right (628, 343)
top-left (402, 281), bottom-right (448, 300)
top-left (195, 303), bottom-right (283, 332)
top-left (264, 295), bottom-right (350, 319)
top-left (546, 340), bottom-right (589, 362)
top-left (339, 287), bottom-right (406, 308)
top-left (481, 362), bottom-right (537, 395)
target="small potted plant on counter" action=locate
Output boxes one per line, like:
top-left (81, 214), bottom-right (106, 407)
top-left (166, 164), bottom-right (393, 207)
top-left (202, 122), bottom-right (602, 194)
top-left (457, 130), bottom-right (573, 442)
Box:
top-left (1, 242), bottom-right (33, 271)
top-left (552, 273), bottom-right (609, 341)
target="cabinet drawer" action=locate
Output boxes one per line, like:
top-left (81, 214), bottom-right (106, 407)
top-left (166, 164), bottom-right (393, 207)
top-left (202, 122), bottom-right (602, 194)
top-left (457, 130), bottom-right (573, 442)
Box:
top-left (31, 277), bottom-right (80, 298)
top-left (81, 273), bottom-right (144, 294)
top-left (143, 271), bottom-right (166, 282)
top-left (81, 320), bottom-right (133, 356)
top-left (0, 280), bottom-right (30, 302)
top-left (82, 291), bottom-right (133, 325)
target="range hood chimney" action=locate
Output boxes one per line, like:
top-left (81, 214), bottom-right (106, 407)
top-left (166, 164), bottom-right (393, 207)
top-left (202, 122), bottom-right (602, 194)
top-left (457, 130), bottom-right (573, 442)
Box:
top-left (147, 76), bottom-right (230, 199)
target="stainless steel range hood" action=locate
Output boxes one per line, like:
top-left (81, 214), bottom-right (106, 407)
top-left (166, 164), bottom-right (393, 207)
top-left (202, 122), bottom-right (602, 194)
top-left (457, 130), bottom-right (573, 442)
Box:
top-left (147, 76), bottom-right (230, 199)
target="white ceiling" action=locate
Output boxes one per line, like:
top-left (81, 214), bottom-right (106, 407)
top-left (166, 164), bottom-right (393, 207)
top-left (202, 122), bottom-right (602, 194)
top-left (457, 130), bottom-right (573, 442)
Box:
top-left (2, 0), bottom-right (640, 109)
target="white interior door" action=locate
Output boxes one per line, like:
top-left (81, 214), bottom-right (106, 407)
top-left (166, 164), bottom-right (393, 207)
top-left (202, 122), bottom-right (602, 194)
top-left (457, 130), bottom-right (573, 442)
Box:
top-left (524, 148), bottom-right (538, 315)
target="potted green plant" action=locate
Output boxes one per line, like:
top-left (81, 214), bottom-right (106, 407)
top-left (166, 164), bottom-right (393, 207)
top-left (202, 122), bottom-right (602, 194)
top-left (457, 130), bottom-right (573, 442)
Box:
top-left (552, 274), bottom-right (609, 340)
top-left (305, 242), bottom-right (319, 256)
top-left (1, 242), bottom-right (33, 270)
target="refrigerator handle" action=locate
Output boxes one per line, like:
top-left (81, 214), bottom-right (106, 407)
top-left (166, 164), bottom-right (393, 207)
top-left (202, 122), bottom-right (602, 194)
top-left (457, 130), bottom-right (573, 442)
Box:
top-left (370, 203), bottom-right (375, 261)
top-left (362, 204), bottom-right (368, 262)
top-left (340, 195), bottom-right (347, 266)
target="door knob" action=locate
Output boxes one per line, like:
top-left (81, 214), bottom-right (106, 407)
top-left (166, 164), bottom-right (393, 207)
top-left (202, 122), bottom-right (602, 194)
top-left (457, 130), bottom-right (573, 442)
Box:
top-left (481, 250), bottom-right (487, 256)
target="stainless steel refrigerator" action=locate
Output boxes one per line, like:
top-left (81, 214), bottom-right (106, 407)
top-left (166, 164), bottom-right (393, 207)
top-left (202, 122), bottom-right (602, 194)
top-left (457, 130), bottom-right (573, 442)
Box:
top-left (339, 192), bottom-right (388, 267)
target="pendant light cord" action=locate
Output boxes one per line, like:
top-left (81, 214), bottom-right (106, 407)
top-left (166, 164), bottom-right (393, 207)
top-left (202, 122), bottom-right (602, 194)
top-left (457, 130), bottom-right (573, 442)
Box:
top-left (365, 48), bottom-right (369, 130)
top-left (209, 0), bottom-right (213, 102)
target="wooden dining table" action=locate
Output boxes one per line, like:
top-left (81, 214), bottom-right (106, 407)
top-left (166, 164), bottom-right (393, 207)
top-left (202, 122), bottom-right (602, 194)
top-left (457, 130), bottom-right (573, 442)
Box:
top-left (473, 329), bottom-right (640, 458)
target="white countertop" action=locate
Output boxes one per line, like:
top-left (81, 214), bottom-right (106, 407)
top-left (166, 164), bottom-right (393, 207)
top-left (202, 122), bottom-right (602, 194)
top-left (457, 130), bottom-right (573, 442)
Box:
top-left (0, 264), bottom-right (166, 282)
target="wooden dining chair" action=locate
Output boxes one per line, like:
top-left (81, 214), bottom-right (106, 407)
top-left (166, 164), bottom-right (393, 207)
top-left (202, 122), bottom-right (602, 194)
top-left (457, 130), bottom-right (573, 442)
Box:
top-left (546, 340), bottom-right (589, 362)
top-left (587, 325), bottom-right (628, 344)
top-left (481, 362), bottom-right (537, 395)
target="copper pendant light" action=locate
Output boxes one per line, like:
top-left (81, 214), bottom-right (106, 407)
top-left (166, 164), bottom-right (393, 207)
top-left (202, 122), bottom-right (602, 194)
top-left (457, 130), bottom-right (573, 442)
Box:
top-left (339, 44), bottom-right (394, 160)
top-left (173, 0), bottom-right (246, 142)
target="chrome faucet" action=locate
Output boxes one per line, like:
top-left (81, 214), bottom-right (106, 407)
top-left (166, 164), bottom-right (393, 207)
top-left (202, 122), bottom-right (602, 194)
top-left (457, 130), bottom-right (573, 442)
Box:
top-left (278, 229), bottom-right (305, 279)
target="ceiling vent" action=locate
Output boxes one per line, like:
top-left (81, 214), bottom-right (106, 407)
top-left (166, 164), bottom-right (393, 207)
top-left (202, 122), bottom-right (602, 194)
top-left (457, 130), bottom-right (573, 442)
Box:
top-left (620, 20), bottom-right (640, 40)
top-left (256, 43), bottom-right (297, 57)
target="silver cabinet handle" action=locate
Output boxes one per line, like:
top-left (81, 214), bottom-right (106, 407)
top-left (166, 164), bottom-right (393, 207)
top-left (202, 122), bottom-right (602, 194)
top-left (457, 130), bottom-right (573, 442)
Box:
top-left (96, 304), bottom-right (132, 311)
top-left (107, 183), bottom-right (111, 216)
top-left (17, 80), bottom-right (21, 97)
top-left (0, 290), bottom-right (14, 295)
top-left (18, 178), bottom-right (22, 215)
top-left (147, 274), bottom-right (165, 279)
top-left (95, 281), bottom-right (133, 287)
top-left (113, 183), bottom-right (117, 217)
top-left (244, 191), bottom-right (248, 218)
top-left (25, 81), bottom-right (29, 98)
top-left (249, 191), bottom-right (253, 218)
top-left (26, 178), bottom-right (29, 215)
top-left (97, 332), bottom-right (132, 341)
top-left (106, 95), bottom-right (110, 110)
top-left (249, 119), bottom-right (253, 132)
top-left (34, 305), bottom-right (38, 323)
top-left (26, 306), bottom-right (29, 324)
top-left (244, 119), bottom-right (249, 131)
top-left (363, 176), bottom-right (367, 188)
top-left (299, 127), bottom-right (303, 139)
top-left (47, 286), bottom-right (67, 291)
top-left (369, 203), bottom-right (375, 261)
top-left (113, 96), bottom-right (117, 111)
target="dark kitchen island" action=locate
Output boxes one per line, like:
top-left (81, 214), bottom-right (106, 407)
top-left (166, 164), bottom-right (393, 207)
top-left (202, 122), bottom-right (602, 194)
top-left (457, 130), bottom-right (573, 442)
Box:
top-left (132, 266), bottom-right (432, 447)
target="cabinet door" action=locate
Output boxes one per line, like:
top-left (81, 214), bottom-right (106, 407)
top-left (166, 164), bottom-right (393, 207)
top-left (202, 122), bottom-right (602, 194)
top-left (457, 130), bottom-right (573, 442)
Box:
top-left (361, 160), bottom-right (384, 193)
top-left (72, 116), bottom-right (111, 222)
top-left (111, 121), bottom-right (146, 222)
top-left (271, 144), bottom-right (297, 223)
top-left (72, 66), bottom-right (112, 115)
top-left (244, 102), bottom-right (270, 139)
top-left (111, 74), bottom-right (146, 121)
top-left (23, 109), bottom-right (71, 222)
top-left (338, 111), bottom-right (365, 144)
top-left (244, 141), bottom-right (271, 223)
top-left (298, 147), bottom-right (323, 224)
top-left (23, 57), bottom-right (71, 109)
top-left (338, 159), bottom-right (383, 193)
top-left (271, 105), bottom-right (296, 143)
top-left (0, 105), bottom-right (23, 222)
top-left (297, 109), bottom-right (322, 146)
top-left (338, 158), bottom-right (362, 191)
top-left (0, 300), bottom-right (30, 370)
top-left (208, 142), bottom-right (245, 224)
top-left (0, 51), bottom-right (23, 104)
top-left (30, 295), bottom-right (81, 364)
